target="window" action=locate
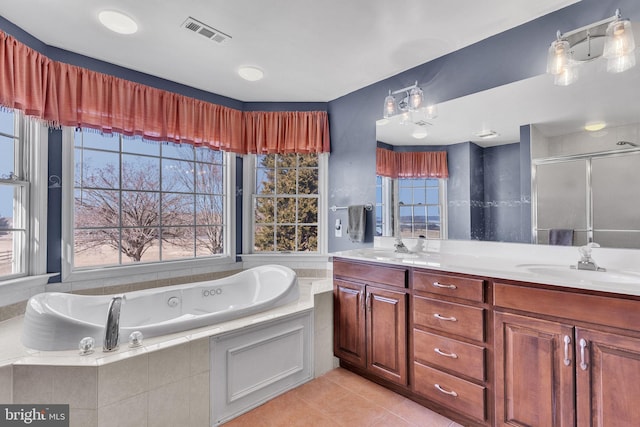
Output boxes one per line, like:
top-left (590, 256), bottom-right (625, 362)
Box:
top-left (398, 178), bottom-right (445, 239)
top-left (252, 153), bottom-right (320, 253)
top-left (73, 129), bottom-right (227, 268)
top-left (0, 110), bottom-right (27, 279)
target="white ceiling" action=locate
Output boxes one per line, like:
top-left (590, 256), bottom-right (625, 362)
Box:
top-left (0, 0), bottom-right (578, 103)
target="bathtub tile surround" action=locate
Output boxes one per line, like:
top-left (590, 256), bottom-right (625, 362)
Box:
top-left (0, 279), bottom-right (331, 426)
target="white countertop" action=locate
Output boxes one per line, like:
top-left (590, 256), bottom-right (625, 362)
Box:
top-left (332, 239), bottom-right (640, 297)
top-left (0, 278), bottom-right (332, 368)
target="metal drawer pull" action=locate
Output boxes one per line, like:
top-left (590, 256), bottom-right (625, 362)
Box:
top-left (579, 338), bottom-right (588, 370)
top-left (434, 348), bottom-right (458, 359)
top-left (433, 281), bottom-right (457, 290)
top-left (434, 384), bottom-right (458, 397)
top-left (563, 335), bottom-right (571, 366)
top-left (433, 313), bottom-right (457, 322)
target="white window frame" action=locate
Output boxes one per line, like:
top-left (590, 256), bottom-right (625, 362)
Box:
top-left (242, 152), bottom-right (328, 256)
top-left (61, 127), bottom-right (238, 287)
top-left (0, 113), bottom-right (50, 300)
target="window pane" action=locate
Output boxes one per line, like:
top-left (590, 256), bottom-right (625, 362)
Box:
top-left (413, 188), bottom-right (426, 204)
top-left (78, 150), bottom-right (120, 189)
top-left (74, 189), bottom-right (120, 228)
top-left (122, 137), bottom-right (159, 156)
top-left (276, 225), bottom-right (296, 251)
top-left (277, 154), bottom-right (298, 168)
top-left (196, 195), bottom-right (223, 225)
top-left (277, 197), bottom-right (297, 223)
top-left (0, 109), bottom-right (14, 134)
top-left (77, 131), bottom-right (119, 151)
top-left (298, 226), bottom-right (317, 251)
top-left (0, 231), bottom-right (22, 276)
top-left (298, 198), bottom-right (318, 223)
top-left (162, 143), bottom-right (194, 160)
top-left (121, 227), bottom-right (159, 263)
top-left (122, 155), bottom-right (160, 191)
top-left (196, 147), bottom-right (223, 163)
top-left (426, 188), bottom-right (439, 204)
top-left (162, 193), bottom-right (194, 226)
top-left (298, 154), bottom-right (318, 167)
top-left (255, 197), bottom-right (275, 223)
top-left (74, 229), bottom-right (121, 267)
top-left (298, 168), bottom-right (318, 194)
top-left (0, 135), bottom-right (15, 179)
top-left (254, 225), bottom-right (275, 251)
top-left (276, 168), bottom-right (295, 194)
top-left (161, 226), bottom-right (194, 260)
top-left (121, 191), bottom-right (160, 227)
top-left (162, 159), bottom-right (194, 192)
top-left (196, 163), bottom-right (224, 194)
top-left (196, 225), bottom-right (224, 256)
top-left (399, 187), bottom-right (411, 204)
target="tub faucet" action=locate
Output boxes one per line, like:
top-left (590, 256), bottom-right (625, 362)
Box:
top-left (575, 242), bottom-right (606, 272)
top-left (103, 295), bottom-right (125, 352)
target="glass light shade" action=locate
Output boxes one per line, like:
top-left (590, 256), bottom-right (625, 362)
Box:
top-left (408, 86), bottom-right (424, 111)
top-left (425, 104), bottom-right (438, 120)
top-left (399, 111), bottom-right (411, 125)
top-left (603, 19), bottom-right (636, 59)
top-left (607, 51), bottom-right (636, 73)
top-left (547, 39), bottom-right (571, 75)
top-left (554, 62), bottom-right (578, 86)
top-left (383, 92), bottom-right (398, 118)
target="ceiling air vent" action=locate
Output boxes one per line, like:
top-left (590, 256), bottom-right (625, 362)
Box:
top-left (181, 17), bottom-right (231, 44)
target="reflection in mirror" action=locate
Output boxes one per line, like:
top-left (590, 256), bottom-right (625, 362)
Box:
top-left (376, 47), bottom-right (640, 248)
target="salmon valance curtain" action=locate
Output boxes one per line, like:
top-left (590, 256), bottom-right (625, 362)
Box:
top-left (376, 147), bottom-right (448, 179)
top-left (243, 111), bottom-right (330, 154)
top-left (0, 30), bottom-right (329, 154)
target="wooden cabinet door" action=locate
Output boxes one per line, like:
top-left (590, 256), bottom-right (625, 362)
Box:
top-left (576, 328), bottom-right (640, 427)
top-left (367, 286), bottom-right (408, 385)
top-left (333, 280), bottom-right (366, 368)
top-left (494, 312), bottom-right (575, 427)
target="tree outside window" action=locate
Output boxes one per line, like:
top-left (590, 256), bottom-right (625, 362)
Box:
top-left (254, 153), bottom-right (319, 252)
top-left (73, 130), bottom-right (226, 267)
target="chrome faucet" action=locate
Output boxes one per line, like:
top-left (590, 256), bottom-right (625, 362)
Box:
top-left (394, 237), bottom-right (410, 253)
top-left (103, 295), bottom-right (125, 352)
top-left (574, 242), bottom-right (606, 272)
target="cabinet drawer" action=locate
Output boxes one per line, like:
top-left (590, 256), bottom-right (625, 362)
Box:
top-left (334, 259), bottom-right (407, 288)
top-left (413, 270), bottom-right (485, 303)
top-left (413, 362), bottom-right (486, 422)
top-left (413, 296), bottom-right (485, 342)
top-left (413, 329), bottom-right (485, 381)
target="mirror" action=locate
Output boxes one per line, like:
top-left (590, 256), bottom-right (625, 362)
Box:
top-left (376, 52), bottom-right (640, 248)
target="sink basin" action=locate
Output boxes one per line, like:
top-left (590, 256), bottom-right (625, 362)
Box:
top-left (515, 264), bottom-right (640, 285)
top-left (350, 249), bottom-right (420, 261)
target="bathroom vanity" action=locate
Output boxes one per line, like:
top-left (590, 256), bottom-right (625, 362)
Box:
top-left (332, 243), bottom-right (640, 427)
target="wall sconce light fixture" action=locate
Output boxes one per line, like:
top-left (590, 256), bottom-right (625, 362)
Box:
top-left (382, 81), bottom-right (438, 132)
top-left (547, 9), bottom-right (636, 86)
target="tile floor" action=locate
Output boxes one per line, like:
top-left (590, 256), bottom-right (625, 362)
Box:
top-left (224, 367), bottom-right (464, 427)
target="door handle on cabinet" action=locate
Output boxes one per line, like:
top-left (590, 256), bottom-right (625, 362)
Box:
top-left (563, 335), bottom-right (571, 366)
top-left (579, 338), bottom-right (588, 370)
top-left (365, 292), bottom-right (371, 312)
top-left (433, 313), bottom-right (457, 322)
top-left (434, 383), bottom-right (458, 397)
top-left (432, 281), bottom-right (457, 290)
top-left (434, 348), bottom-right (458, 359)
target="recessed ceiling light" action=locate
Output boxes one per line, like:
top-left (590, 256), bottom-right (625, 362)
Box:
top-left (584, 121), bottom-right (606, 132)
top-left (98, 10), bottom-right (138, 35)
top-left (238, 66), bottom-right (264, 82)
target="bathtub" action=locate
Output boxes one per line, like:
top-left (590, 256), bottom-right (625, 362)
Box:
top-left (21, 265), bottom-right (299, 351)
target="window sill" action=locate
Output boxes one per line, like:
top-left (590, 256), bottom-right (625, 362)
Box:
top-left (0, 274), bottom-right (58, 306)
